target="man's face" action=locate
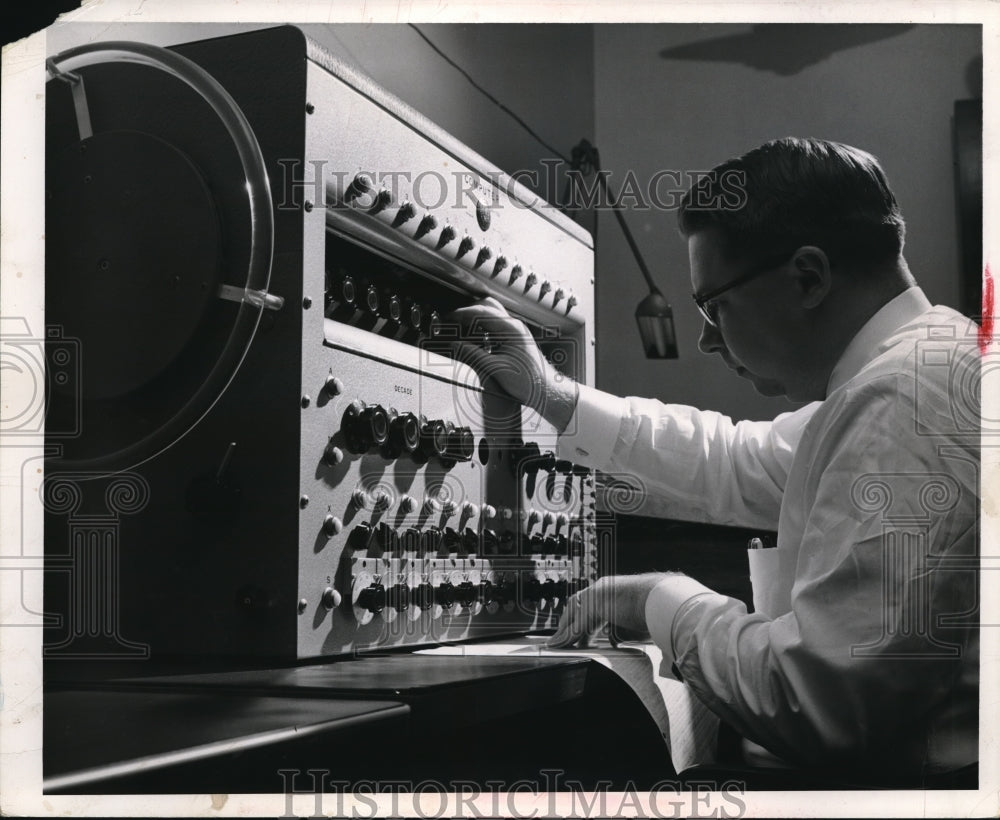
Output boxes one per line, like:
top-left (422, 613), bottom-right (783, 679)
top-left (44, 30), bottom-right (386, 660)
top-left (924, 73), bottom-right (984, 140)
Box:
top-left (688, 230), bottom-right (805, 399)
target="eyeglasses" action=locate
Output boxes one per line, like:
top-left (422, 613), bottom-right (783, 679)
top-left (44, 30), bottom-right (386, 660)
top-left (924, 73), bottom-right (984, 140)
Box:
top-left (691, 251), bottom-right (793, 327)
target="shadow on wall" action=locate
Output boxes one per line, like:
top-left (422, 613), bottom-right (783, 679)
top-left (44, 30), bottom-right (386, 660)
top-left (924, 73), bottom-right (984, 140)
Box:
top-left (660, 24), bottom-right (916, 76)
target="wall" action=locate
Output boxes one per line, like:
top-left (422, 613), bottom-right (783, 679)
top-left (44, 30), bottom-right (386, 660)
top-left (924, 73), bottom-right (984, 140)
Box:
top-left (593, 24), bottom-right (982, 420)
top-left (46, 22), bottom-right (594, 208)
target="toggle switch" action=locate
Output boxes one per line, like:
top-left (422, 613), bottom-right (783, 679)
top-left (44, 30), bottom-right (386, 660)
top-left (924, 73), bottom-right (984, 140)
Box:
top-left (392, 201), bottom-right (416, 227)
top-left (457, 235), bottom-right (475, 258)
top-left (474, 246), bottom-right (492, 268)
top-left (415, 213), bottom-right (437, 239)
top-left (343, 173), bottom-right (374, 204)
top-left (368, 188), bottom-right (393, 215)
top-left (437, 224), bottom-right (456, 248)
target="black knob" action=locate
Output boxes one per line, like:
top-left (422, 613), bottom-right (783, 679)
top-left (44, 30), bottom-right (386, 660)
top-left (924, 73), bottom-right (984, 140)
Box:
top-left (456, 581), bottom-right (477, 607)
top-left (494, 575), bottom-right (515, 604)
top-left (461, 527), bottom-right (480, 554)
top-left (357, 582), bottom-right (386, 613)
top-left (435, 581), bottom-right (456, 609)
top-left (386, 412), bottom-right (420, 457)
top-left (420, 528), bottom-right (442, 552)
top-left (492, 256), bottom-right (508, 277)
top-left (415, 213), bottom-right (437, 239)
top-left (399, 527), bottom-right (422, 551)
top-left (509, 264), bottom-right (523, 284)
top-left (388, 295), bottom-right (403, 323)
top-left (474, 247), bottom-right (492, 268)
top-left (425, 311), bottom-right (442, 338)
top-left (342, 403), bottom-right (390, 454)
top-left (387, 583), bottom-right (410, 612)
top-left (554, 459), bottom-right (574, 475)
top-left (340, 275), bottom-right (357, 305)
top-left (346, 522), bottom-right (372, 550)
top-left (523, 577), bottom-right (542, 604)
top-left (540, 579), bottom-right (558, 603)
top-left (375, 522), bottom-right (399, 552)
top-left (418, 420), bottom-right (449, 460)
top-left (554, 579), bottom-right (568, 602)
top-left (365, 284), bottom-right (381, 314)
top-left (408, 301), bottom-right (423, 330)
top-left (528, 533), bottom-right (546, 552)
top-left (414, 582), bottom-right (435, 610)
top-left (442, 527), bottom-right (462, 552)
top-left (481, 529), bottom-right (500, 554)
top-left (446, 427), bottom-right (475, 462)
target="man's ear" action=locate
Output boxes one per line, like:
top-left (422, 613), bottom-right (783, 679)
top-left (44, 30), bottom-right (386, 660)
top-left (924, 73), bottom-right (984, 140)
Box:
top-left (789, 246), bottom-right (832, 309)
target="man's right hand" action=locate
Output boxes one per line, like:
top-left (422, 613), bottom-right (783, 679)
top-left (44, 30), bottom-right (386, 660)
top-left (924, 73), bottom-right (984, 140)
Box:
top-left (447, 297), bottom-right (579, 433)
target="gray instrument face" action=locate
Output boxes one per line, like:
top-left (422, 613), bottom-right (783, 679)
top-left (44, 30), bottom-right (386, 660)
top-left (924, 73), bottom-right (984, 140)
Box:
top-left (44, 26), bottom-right (598, 660)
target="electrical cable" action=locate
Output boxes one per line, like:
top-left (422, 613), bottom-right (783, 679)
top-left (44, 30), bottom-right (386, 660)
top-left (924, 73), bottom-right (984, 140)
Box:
top-left (408, 24), bottom-right (570, 164)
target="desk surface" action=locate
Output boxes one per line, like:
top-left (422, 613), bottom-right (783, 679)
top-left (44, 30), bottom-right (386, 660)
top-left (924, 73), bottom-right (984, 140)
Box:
top-left (44, 653), bottom-right (599, 793)
top-left (44, 690), bottom-right (409, 793)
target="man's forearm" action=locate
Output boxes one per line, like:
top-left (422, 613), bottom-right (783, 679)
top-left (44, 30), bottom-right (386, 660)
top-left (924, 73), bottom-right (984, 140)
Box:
top-left (541, 374), bottom-right (580, 434)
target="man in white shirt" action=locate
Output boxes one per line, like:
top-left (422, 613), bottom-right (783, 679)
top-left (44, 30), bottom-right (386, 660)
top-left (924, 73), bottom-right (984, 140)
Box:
top-left (450, 138), bottom-right (979, 784)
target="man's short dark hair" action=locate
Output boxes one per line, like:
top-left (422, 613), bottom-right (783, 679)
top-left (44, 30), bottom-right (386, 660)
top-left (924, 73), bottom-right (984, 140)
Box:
top-left (678, 137), bottom-right (906, 269)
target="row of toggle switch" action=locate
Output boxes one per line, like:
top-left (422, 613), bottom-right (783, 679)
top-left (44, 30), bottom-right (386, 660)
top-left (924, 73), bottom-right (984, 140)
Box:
top-left (343, 521), bottom-right (585, 556)
top-left (344, 574), bottom-right (582, 616)
top-left (341, 172), bottom-right (578, 310)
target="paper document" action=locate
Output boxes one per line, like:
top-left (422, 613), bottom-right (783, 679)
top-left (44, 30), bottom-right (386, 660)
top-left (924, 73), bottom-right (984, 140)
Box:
top-left (418, 635), bottom-right (718, 773)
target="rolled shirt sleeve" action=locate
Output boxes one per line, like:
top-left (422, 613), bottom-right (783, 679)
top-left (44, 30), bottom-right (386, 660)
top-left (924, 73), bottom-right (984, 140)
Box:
top-left (558, 384), bottom-right (818, 529)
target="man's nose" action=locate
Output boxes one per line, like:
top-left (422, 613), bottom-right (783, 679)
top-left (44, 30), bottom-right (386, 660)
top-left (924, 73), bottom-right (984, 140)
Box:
top-left (698, 320), bottom-right (725, 355)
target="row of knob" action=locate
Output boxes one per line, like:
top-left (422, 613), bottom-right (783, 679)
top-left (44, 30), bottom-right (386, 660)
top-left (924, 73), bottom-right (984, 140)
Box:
top-left (336, 403), bottom-right (474, 466)
top-left (345, 575), bottom-right (579, 615)
top-left (343, 521), bottom-right (583, 556)
top-left (342, 172), bottom-right (577, 309)
top-left (330, 273), bottom-right (443, 338)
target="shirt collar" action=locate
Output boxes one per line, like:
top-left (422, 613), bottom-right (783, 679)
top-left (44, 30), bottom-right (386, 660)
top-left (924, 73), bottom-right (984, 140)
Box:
top-left (826, 286), bottom-right (932, 395)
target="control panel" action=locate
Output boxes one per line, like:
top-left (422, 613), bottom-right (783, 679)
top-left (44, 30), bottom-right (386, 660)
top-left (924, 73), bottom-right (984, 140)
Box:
top-left (43, 25), bottom-right (597, 660)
